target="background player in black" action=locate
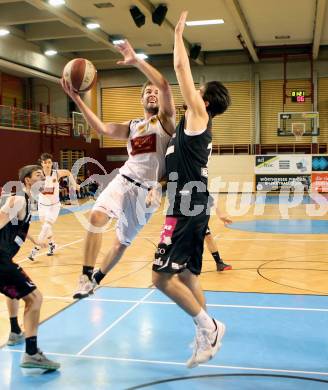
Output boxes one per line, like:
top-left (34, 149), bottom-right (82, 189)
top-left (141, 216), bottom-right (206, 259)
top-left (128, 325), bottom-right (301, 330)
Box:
top-left (152, 11), bottom-right (231, 368)
top-left (206, 196), bottom-right (232, 271)
top-left (0, 165), bottom-right (60, 370)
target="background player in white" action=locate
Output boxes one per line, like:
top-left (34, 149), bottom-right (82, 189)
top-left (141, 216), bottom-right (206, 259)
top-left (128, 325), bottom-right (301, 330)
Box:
top-left (28, 153), bottom-right (79, 260)
top-left (61, 40), bottom-right (175, 299)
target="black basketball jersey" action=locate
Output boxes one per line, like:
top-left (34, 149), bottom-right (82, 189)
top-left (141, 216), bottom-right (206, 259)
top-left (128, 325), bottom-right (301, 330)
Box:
top-left (166, 115), bottom-right (212, 214)
top-left (0, 193), bottom-right (31, 262)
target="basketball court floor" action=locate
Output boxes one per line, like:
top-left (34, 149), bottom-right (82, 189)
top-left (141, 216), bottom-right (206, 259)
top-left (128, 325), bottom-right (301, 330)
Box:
top-left (0, 194), bottom-right (327, 389)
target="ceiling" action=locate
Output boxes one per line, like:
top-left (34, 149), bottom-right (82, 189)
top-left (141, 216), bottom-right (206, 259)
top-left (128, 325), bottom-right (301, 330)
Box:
top-left (0, 0), bottom-right (327, 74)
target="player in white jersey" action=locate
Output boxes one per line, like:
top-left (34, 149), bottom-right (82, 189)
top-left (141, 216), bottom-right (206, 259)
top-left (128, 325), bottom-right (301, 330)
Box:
top-left (28, 153), bottom-right (79, 260)
top-left (61, 39), bottom-right (175, 299)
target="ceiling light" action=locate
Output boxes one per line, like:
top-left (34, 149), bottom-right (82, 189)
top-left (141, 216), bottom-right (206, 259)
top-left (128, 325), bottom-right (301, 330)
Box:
top-left (147, 43), bottom-right (162, 47)
top-left (113, 39), bottom-right (125, 45)
top-left (44, 49), bottom-right (57, 56)
top-left (275, 35), bottom-right (290, 39)
top-left (48, 0), bottom-right (65, 6)
top-left (94, 2), bottom-right (114, 8)
top-left (0, 28), bottom-right (10, 36)
top-left (186, 19), bottom-right (224, 26)
top-left (86, 22), bottom-right (100, 30)
top-left (136, 53), bottom-right (148, 60)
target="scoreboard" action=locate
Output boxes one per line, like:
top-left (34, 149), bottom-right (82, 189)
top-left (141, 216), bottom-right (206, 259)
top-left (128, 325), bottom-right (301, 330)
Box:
top-left (291, 90), bottom-right (305, 103)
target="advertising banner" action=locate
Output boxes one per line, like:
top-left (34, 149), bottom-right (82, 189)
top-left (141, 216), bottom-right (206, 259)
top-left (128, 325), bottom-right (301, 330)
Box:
top-left (255, 174), bottom-right (311, 192)
top-left (311, 173), bottom-right (328, 192)
top-left (255, 155), bottom-right (311, 174)
top-left (312, 156), bottom-right (328, 172)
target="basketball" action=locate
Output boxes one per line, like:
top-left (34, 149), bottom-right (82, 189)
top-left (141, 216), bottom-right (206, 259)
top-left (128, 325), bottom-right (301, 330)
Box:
top-left (62, 58), bottom-right (97, 93)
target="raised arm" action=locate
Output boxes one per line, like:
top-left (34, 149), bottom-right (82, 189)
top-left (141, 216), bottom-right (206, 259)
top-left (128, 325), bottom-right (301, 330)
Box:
top-left (174, 11), bottom-right (208, 131)
top-left (115, 40), bottom-right (175, 134)
top-left (57, 169), bottom-right (80, 190)
top-left (61, 79), bottom-right (129, 140)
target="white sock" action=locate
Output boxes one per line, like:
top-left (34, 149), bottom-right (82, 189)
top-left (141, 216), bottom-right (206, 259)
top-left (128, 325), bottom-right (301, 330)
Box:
top-left (193, 308), bottom-right (216, 331)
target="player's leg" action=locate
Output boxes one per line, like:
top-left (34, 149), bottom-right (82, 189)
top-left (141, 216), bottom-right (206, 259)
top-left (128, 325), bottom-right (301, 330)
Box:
top-left (153, 214), bottom-right (225, 368)
top-left (45, 203), bottom-right (61, 256)
top-left (178, 269), bottom-right (206, 309)
top-left (73, 177), bottom-right (126, 299)
top-left (0, 262), bottom-right (59, 370)
top-left (152, 271), bottom-right (203, 315)
top-left (205, 227), bottom-right (232, 271)
top-left (152, 269), bottom-right (224, 368)
top-left (92, 234), bottom-right (127, 283)
top-left (6, 297), bottom-right (24, 346)
top-left (20, 289), bottom-right (60, 370)
top-left (73, 209), bottom-right (109, 299)
top-left (188, 218), bottom-right (226, 367)
top-left (92, 184), bottom-right (151, 285)
top-left (28, 203), bottom-right (58, 260)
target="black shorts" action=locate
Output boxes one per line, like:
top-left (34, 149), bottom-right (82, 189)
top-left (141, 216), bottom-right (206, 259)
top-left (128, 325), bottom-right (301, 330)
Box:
top-left (0, 260), bottom-right (36, 299)
top-left (153, 212), bottom-right (210, 275)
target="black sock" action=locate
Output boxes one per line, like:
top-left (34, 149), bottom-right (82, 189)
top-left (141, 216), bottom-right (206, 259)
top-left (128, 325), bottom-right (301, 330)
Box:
top-left (93, 269), bottom-right (106, 284)
top-left (10, 317), bottom-right (22, 334)
top-left (25, 336), bottom-right (38, 355)
top-left (212, 251), bottom-right (222, 263)
top-left (83, 266), bottom-right (94, 281)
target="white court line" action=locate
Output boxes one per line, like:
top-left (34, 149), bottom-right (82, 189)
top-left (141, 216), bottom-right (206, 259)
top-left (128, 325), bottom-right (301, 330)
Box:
top-left (17, 227), bottom-right (114, 266)
top-left (42, 296), bottom-right (328, 312)
top-left (17, 238), bottom-right (84, 266)
top-left (3, 348), bottom-right (328, 377)
top-left (76, 289), bottom-right (155, 355)
top-left (213, 236), bottom-right (328, 242)
top-left (138, 235), bottom-right (328, 242)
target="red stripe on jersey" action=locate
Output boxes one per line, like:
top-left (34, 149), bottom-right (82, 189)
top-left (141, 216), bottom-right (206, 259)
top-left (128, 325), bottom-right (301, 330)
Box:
top-left (130, 133), bottom-right (157, 156)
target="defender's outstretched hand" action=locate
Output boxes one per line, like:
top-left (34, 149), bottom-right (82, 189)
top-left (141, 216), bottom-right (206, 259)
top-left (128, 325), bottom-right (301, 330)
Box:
top-left (116, 40), bottom-right (139, 66)
top-left (175, 11), bottom-right (188, 36)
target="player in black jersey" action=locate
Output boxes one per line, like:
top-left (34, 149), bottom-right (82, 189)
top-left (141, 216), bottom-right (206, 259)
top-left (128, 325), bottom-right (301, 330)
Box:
top-left (0, 165), bottom-right (60, 371)
top-left (152, 11), bottom-right (231, 368)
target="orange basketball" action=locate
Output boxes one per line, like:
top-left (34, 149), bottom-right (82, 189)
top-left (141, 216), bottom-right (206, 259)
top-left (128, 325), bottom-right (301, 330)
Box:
top-left (62, 58), bottom-right (97, 93)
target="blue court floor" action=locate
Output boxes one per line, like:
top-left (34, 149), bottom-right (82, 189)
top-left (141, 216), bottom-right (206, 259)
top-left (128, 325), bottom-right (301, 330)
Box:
top-left (1, 287), bottom-right (328, 389)
top-left (229, 219), bottom-right (328, 234)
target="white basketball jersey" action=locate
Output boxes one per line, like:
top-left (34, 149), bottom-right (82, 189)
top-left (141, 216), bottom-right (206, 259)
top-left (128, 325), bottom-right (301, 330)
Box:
top-left (119, 115), bottom-right (171, 185)
top-left (38, 169), bottom-right (60, 206)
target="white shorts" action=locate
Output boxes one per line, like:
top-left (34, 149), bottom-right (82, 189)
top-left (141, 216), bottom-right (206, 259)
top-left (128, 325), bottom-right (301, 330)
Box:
top-left (92, 175), bottom-right (155, 246)
top-left (38, 202), bottom-right (61, 224)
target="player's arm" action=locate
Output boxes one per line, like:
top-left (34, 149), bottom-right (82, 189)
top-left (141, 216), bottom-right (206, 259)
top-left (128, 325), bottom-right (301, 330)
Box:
top-left (174, 11), bottom-right (208, 131)
top-left (57, 170), bottom-right (80, 190)
top-left (61, 79), bottom-right (129, 140)
top-left (115, 40), bottom-right (176, 135)
top-left (0, 196), bottom-right (25, 229)
top-left (215, 204), bottom-right (232, 225)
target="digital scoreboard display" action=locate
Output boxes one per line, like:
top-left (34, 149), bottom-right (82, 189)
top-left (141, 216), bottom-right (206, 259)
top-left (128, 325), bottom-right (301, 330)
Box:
top-left (291, 90), bottom-right (305, 102)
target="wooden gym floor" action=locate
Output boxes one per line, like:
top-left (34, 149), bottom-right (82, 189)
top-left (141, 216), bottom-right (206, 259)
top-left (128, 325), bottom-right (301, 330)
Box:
top-left (1, 193), bottom-right (327, 346)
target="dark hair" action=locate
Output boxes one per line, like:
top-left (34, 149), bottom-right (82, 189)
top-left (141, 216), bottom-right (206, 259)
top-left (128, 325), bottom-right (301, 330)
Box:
top-left (141, 80), bottom-right (154, 97)
top-left (40, 152), bottom-right (53, 162)
top-left (19, 165), bottom-right (41, 184)
top-left (202, 81), bottom-right (231, 117)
